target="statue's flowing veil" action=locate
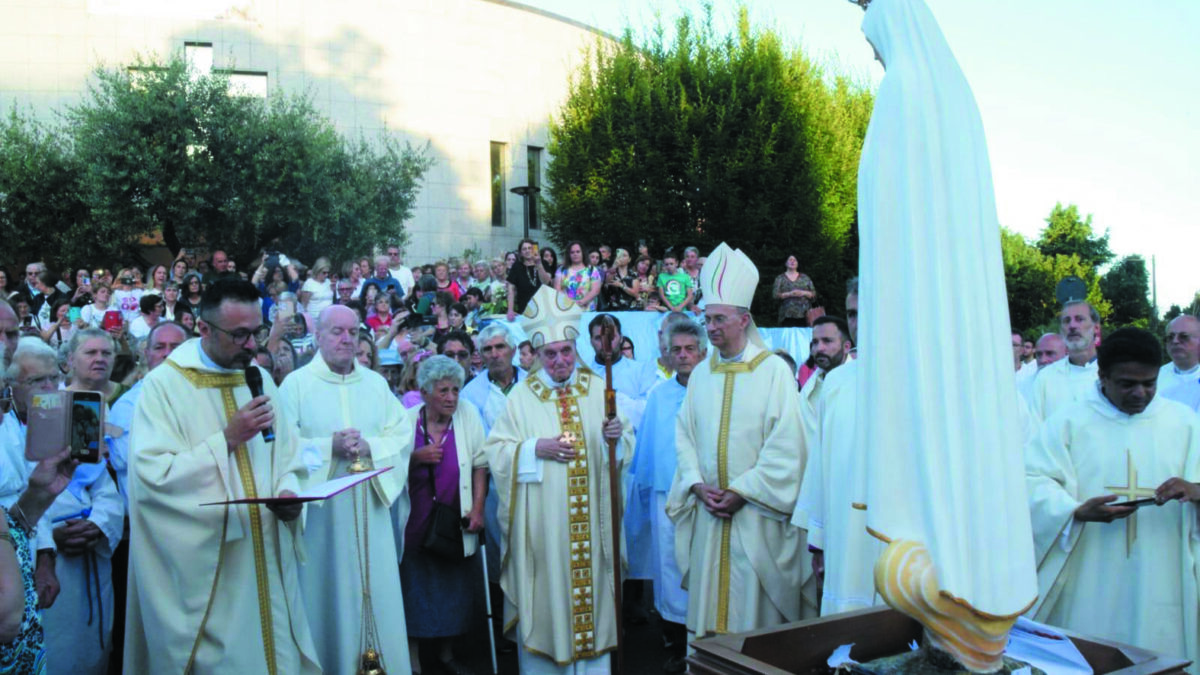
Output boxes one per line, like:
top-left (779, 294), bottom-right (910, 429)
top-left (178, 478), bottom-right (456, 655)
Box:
top-left (857, 0), bottom-right (1039, 620)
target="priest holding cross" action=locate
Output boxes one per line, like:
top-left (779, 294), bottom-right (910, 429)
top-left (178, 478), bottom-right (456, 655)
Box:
top-left (1026, 327), bottom-right (1200, 670)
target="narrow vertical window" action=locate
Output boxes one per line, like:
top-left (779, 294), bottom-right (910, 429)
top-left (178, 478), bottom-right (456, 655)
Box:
top-left (491, 142), bottom-right (506, 227)
top-left (527, 146), bottom-right (542, 230)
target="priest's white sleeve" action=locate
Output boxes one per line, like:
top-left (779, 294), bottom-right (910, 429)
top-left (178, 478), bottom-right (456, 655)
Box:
top-left (360, 392), bottom-right (414, 507)
top-left (86, 470), bottom-right (125, 557)
top-left (1024, 414), bottom-right (1083, 562)
top-left (277, 375), bottom-right (334, 486)
top-left (1024, 411), bottom-right (1087, 618)
top-left (793, 417), bottom-right (824, 547)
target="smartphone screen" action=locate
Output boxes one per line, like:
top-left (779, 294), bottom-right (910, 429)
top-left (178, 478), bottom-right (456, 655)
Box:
top-left (70, 391), bottom-right (104, 463)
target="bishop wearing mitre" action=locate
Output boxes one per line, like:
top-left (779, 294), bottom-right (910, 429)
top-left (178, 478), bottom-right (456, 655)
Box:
top-left (485, 285), bottom-right (634, 674)
top-left (667, 242), bottom-right (807, 639)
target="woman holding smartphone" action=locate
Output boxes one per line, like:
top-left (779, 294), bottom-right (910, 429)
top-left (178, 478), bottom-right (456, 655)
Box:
top-left (40, 299), bottom-right (77, 349)
top-left (49, 330), bottom-right (125, 673)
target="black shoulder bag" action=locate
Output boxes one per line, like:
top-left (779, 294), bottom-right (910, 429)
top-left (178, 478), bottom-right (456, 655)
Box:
top-left (419, 407), bottom-right (465, 559)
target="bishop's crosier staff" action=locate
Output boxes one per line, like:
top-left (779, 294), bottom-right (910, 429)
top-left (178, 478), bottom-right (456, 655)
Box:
top-left (596, 314), bottom-right (625, 675)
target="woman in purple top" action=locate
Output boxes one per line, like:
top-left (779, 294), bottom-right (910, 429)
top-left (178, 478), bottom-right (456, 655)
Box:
top-left (401, 355), bottom-right (488, 675)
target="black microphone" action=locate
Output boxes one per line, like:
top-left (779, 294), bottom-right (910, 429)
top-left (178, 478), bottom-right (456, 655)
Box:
top-left (244, 366), bottom-right (275, 443)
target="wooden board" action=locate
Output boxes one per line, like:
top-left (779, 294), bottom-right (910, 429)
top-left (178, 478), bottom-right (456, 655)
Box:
top-left (687, 608), bottom-right (1191, 675)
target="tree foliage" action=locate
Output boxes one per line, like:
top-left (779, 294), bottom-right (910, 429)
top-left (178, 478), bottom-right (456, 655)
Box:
top-left (543, 9), bottom-right (873, 319)
top-left (1036, 203), bottom-right (1114, 270)
top-left (2, 53), bottom-right (433, 272)
top-left (1001, 227), bottom-right (1110, 332)
top-left (0, 109), bottom-right (89, 269)
top-left (1099, 254), bottom-right (1152, 328)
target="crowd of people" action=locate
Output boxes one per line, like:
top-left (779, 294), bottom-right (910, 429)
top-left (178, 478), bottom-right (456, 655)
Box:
top-left (0, 237), bottom-right (1197, 675)
top-left (0, 241), bottom-right (821, 403)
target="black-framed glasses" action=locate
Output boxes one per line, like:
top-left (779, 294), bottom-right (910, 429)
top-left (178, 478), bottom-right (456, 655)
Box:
top-left (207, 322), bottom-right (268, 344)
top-left (443, 349), bottom-right (470, 360)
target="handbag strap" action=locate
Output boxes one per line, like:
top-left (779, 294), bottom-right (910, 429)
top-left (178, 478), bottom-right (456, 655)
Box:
top-left (420, 406), bottom-right (453, 505)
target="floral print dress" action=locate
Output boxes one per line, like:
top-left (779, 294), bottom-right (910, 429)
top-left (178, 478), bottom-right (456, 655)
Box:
top-left (558, 266), bottom-right (602, 311)
top-left (0, 511), bottom-right (46, 674)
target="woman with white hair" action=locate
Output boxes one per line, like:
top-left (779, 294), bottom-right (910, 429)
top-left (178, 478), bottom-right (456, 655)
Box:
top-left (400, 355), bottom-right (488, 675)
top-left (0, 341), bottom-right (86, 670)
top-left (43, 331), bottom-right (126, 675)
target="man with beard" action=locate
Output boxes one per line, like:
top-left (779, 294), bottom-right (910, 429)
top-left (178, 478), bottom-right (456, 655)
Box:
top-left (1030, 301), bottom-right (1101, 421)
top-left (799, 317), bottom-right (852, 442)
top-left (793, 279), bottom-right (883, 616)
top-left (125, 279), bottom-right (319, 674)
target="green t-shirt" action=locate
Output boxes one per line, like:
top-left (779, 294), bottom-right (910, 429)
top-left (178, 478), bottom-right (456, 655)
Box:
top-left (657, 270), bottom-right (692, 307)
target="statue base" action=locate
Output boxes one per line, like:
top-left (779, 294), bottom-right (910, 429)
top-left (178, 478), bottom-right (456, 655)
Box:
top-left (686, 607), bottom-right (1190, 675)
top-left (850, 642), bottom-right (1042, 675)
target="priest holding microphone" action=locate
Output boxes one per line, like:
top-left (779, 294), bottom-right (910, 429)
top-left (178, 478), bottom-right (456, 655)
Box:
top-left (125, 278), bottom-right (319, 674)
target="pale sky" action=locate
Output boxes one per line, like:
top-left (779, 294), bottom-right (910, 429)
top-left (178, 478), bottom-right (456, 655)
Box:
top-left (520, 0), bottom-right (1199, 311)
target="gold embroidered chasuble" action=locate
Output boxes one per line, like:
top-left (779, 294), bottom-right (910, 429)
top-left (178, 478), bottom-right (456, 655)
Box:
top-left (667, 342), bottom-right (808, 638)
top-left (485, 367), bottom-right (634, 668)
top-left (125, 339), bottom-right (320, 675)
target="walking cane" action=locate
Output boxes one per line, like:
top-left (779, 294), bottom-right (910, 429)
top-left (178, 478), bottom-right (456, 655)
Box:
top-left (598, 316), bottom-right (625, 675)
top-left (478, 541), bottom-right (499, 675)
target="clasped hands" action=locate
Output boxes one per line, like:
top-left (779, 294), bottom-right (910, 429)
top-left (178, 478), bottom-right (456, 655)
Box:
top-left (332, 428), bottom-right (371, 461)
top-left (52, 519), bottom-right (104, 556)
top-left (534, 418), bottom-right (623, 463)
top-left (691, 483), bottom-right (746, 519)
top-left (1074, 477), bottom-right (1200, 523)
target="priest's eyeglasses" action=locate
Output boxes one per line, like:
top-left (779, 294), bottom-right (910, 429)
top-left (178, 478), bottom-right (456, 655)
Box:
top-left (207, 322), bottom-right (269, 344)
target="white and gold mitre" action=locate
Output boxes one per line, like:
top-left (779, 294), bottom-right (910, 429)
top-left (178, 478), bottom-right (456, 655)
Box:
top-left (700, 242), bottom-right (759, 310)
top-left (522, 286), bottom-right (582, 348)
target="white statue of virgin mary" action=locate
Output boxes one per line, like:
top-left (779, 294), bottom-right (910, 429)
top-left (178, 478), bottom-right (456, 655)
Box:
top-left (855, 0), bottom-right (1039, 670)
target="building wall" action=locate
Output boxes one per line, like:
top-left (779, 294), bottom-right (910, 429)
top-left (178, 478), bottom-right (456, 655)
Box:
top-left (0, 0), bottom-right (611, 264)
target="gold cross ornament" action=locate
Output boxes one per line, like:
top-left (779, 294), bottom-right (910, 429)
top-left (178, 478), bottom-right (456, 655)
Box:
top-left (1104, 450), bottom-right (1156, 556)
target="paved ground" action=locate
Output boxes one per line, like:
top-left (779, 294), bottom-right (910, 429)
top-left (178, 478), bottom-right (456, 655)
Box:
top-left (430, 581), bottom-right (675, 675)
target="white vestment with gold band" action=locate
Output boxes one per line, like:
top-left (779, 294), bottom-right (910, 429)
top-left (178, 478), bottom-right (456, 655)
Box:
top-left (125, 339), bottom-right (320, 675)
top-left (668, 343), bottom-right (807, 639)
